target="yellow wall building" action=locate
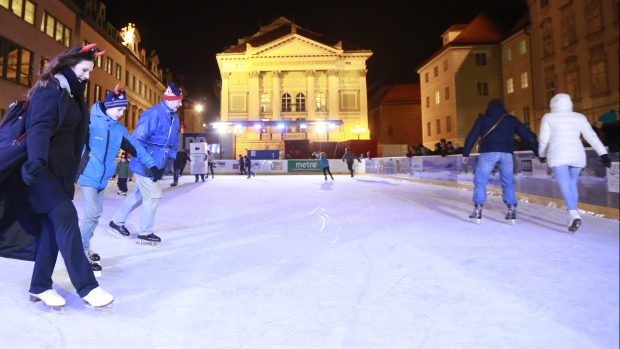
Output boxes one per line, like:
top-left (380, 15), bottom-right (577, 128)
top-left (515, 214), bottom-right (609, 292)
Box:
top-left (215, 17), bottom-right (373, 157)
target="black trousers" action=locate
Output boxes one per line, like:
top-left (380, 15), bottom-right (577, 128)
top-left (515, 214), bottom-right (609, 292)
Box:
top-left (29, 200), bottom-right (98, 297)
top-left (117, 177), bottom-right (128, 192)
top-left (323, 167), bottom-right (333, 179)
top-left (173, 167), bottom-right (182, 183)
top-left (195, 174), bottom-right (205, 181)
top-left (347, 161), bottom-right (355, 176)
top-left (208, 162), bottom-right (214, 178)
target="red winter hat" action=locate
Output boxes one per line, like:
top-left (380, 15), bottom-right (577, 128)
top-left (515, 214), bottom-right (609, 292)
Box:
top-left (162, 82), bottom-right (183, 101)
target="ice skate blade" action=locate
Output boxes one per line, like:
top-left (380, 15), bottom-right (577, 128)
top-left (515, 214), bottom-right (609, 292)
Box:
top-left (507, 219), bottom-right (516, 226)
top-left (470, 218), bottom-right (481, 224)
top-left (136, 240), bottom-right (160, 247)
top-left (106, 228), bottom-right (130, 240)
top-left (93, 270), bottom-right (102, 278)
top-left (29, 295), bottom-right (65, 311)
top-left (83, 299), bottom-right (114, 309)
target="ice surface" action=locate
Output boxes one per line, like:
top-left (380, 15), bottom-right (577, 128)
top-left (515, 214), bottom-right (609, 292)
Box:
top-left (0, 174), bottom-right (618, 349)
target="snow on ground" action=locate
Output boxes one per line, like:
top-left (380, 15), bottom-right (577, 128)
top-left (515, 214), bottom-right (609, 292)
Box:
top-left (0, 174), bottom-right (618, 349)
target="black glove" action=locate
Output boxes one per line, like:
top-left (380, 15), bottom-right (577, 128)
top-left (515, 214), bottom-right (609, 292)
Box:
top-left (600, 154), bottom-right (611, 168)
top-left (150, 166), bottom-right (163, 182)
top-left (538, 157), bottom-right (547, 163)
top-left (21, 159), bottom-right (45, 186)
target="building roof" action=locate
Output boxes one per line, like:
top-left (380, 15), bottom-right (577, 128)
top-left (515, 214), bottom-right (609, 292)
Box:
top-left (450, 13), bottom-right (506, 45)
top-left (223, 17), bottom-right (365, 53)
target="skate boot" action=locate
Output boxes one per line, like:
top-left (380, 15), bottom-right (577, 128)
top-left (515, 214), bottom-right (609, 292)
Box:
top-left (567, 210), bottom-right (581, 234)
top-left (30, 289), bottom-right (66, 311)
top-left (505, 205), bottom-right (516, 225)
top-left (137, 233), bottom-right (161, 246)
top-left (469, 204), bottom-right (482, 224)
top-left (87, 249), bottom-right (100, 262)
top-left (170, 182), bottom-right (178, 187)
top-left (108, 221), bottom-right (131, 239)
top-left (82, 286), bottom-right (114, 308)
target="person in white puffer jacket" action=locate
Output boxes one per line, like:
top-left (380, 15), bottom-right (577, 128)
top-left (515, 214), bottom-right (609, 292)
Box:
top-left (538, 93), bottom-right (611, 233)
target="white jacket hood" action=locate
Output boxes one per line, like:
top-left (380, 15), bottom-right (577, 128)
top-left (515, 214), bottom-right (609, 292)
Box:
top-left (550, 93), bottom-right (573, 113)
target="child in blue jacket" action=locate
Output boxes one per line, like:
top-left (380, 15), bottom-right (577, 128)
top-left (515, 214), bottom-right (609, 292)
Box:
top-left (76, 86), bottom-right (160, 273)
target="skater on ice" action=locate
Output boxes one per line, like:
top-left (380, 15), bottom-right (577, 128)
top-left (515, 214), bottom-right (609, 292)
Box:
top-left (207, 150), bottom-right (215, 179)
top-left (244, 155), bottom-right (256, 178)
top-left (171, 148), bottom-right (190, 186)
top-left (114, 153), bottom-right (132, 195)
top-left (76, 85), bottom-right (158, 274)
top-left (461, 99), bottom-right (539, 224)
top-left (0, 44), bottom-right (113, 309)
top-left (319, 152), bottom-right (334, 181)
top-left (342, 146), bottom-right (361, 177)
top-left (108, 82), bottom-right (182, 245)
top-left (538, 93), bottom-right (611, 233)
top-left (238, 154), bottom-right (247, 175)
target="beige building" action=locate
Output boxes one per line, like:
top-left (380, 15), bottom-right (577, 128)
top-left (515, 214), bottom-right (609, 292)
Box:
top-left (417, 15), bottom-right (504, 149)
top-left (215, 17), bottom-right (373, 157)
top-left (527, 0), bottom-right (619, 125)
top-left (0, 0), bottom-right (167, 132)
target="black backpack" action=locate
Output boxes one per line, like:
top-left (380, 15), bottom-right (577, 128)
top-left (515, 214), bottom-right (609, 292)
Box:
top-left (0, 101), bottom-right (28, 180)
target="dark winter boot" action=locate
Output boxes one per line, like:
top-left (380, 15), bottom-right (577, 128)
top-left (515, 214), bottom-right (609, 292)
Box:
top-left (505, 205), bottom-right (516, 225)
top-left (469, 204), bottom-right (482, 224)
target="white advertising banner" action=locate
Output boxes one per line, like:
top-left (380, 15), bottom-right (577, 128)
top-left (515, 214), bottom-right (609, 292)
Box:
top-left (607, 162), bottom-right (619, 193)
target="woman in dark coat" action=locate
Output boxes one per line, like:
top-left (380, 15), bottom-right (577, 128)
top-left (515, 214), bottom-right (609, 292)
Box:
top-left (0, 44), bottom-right (113, 309)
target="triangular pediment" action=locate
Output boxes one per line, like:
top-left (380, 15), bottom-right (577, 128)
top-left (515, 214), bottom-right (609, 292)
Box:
top-left (251, 35), bottom-right (342, 57)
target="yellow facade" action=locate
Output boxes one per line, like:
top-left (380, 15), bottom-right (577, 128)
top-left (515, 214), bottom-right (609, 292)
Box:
top-left (216, 18), bottom-right (373, 154)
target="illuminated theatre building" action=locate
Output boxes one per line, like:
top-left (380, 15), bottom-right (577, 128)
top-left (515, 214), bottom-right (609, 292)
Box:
top-left (215, 17), bottom-right (373, 158)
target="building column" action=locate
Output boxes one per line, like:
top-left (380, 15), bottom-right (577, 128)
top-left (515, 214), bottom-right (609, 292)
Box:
top-left (248, 71), bottom-right (260, 121)
top-left (306, 70), bottom-right (315, 120)
top-left (221, 72), bottom-right (230, 121)
top-left (327, 69), bottom-right (339, 120)
top-left (271, 71), bottom-right (281, 119)
top-left (358, 69), bottom-right (369, 139)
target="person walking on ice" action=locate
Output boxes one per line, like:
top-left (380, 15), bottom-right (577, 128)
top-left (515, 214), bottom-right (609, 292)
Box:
top-left (108, 82), bottom-right (182, 245)
top-left (538, 93), bottom-right (611, 233)
top-left (77, 85), bottom-right (158, 274)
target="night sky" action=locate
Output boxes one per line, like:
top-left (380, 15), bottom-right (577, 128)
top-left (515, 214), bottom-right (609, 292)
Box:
top-left (102, 0), bottom-right (526, 101)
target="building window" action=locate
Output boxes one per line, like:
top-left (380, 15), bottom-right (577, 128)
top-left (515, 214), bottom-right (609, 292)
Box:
top-left (435, 91), bottom-right (440, 104)
top-left (445, 86), bottom-right (450, 100)
top-left (427, 122), bottom-right (431, 136)
top-left (446, 116), bottom-right (452, 133)
top-left (132, 76), bottom-right (136, 91)
top-left (295, 92), bottom-right (306, 112)
top-left (523, 107), bottom-right (531, 127)
top-left (476, 82), bottom-right (489, 96)
top-left (83, 81), bottom-right (90, 104)
top-left (475, 53), bottom-right (487, 66)
top-left (436, 119), bottom-right (441, 134)
top-left (96, 55), bottom-right (102, 69)
top-left (443, 59), bottom-right (448, 72)
top-left (0, 37), bottom-right (33, 86)
top-left (434, 66), bottom-right (438, 77)
top-left (115, 63), bottom-right (122, 80)
top-left (541, 18), bottom-right (554, 57)
top-left (561, 7), bottom-right (577, 47)
top-left (564, 56), bottom-right (581, 99)
top-left (424, 72), bottom-right (429, 83)
top-left (125, 70), bottom-right (129, 87)
top-left (589, 44), bottom-right (609, 94)
top-left (40, 12), bottom-right (71, 47)
top-left (520, 72), bottom-right (529, 89)
top-left (505, 48), bottom-right (512, 62)
top-left (281, 92), bottom-right (292, 112)
top-left (94, 84), bottom-right (101, 102)
top-left (544, 66), bottom-right (556, 103)
top-left (340, 91), bottom-right (359, 111)
top-left (518, 40), bottom-right (527, 54)
top-left (506, 78), bottom-right (514, 94)
top-left (585, 0), bottom-right (604, 35)
top-left (425, 96), bottom-right (430, 108)
top-left (1, 0), bottom-right (36, 25)
top-left (315, 92), bottom-right (326, 112)
top-left (260, 93), bottom-right (271, 113)
top-left (105, 57), bottom-right (113, 75)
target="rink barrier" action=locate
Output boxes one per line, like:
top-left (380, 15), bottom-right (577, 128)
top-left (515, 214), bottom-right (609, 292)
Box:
top-left (364, 149), bottom-right (619, 220)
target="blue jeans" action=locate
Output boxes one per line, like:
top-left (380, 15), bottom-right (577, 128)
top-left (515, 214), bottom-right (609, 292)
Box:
top-left (79, 186), bottom-right (105, 252)
top-left (112, 174), bottom-right (161, 235)
top-left (552, 165), bottom-right (582, 210)
top-left (473, 152), bottom-right (516, 206)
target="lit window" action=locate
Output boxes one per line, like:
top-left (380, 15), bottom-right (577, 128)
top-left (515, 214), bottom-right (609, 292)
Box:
top-left (505, 48), bottom-right (512, 61)
top-left (520, 72), bottom-right (529, 88)
top-left (507, 78), bottom-right (514, 94)
top-left (435, 91), bottom-right (440, 104)
top-left (0, 37), bottom-right (33, 86)
top-left (315, 92), bottom-right (326, 112)
top-left (3, 0), bottom-right (36, 25)
top-left (260, 93), bottom-right (271, 113)
top-left (518, 40), bottom-right (527, 54)
top-left (40, 12), bottom-right (72, 47)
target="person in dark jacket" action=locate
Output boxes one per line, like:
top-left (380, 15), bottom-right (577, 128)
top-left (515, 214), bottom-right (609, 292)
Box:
top-left (115, 153), bottom-right (132, 194)
top-left (244, 155), bottom-right (255, 178)
top-left (108, 82), bottom-right (181, 245)
top-left (171, 148), bottom-right (190, 186)
top-left (461, 99), bottom-right (539, 224)
top-left (0, 44), bottom-right (113, 309)
top-left (341, 147), bottom-right (361, 177)
top-left (76, 86), bottom-right (158, 273)
top-left (207, 150), bottom-right (215, 179)
top-left (238, 154), bottom-right (246, 175)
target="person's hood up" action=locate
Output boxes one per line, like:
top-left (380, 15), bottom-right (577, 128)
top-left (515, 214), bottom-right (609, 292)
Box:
top-left (484, 99), bottom-right (508, 118)
top-left (550, 93), bottom-right (573, 113)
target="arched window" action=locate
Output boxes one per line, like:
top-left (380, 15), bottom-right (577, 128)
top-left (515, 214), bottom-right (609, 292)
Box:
top-left (295, 92), bottom-right (306, 112)
top-left (315, 92), bottom-right (327, 112)
top-left (281, 93), bottom-right (292, 112)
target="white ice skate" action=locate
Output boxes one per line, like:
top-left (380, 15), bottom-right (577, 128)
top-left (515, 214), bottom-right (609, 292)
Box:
top-left (567, 210), bottom-right (581, 234)
top-left (30, 289), bottom-right (66, 311)
top-left (82, 287), bottom-right (114, 308)
top-left (469, 205), bottom-right (482, 224)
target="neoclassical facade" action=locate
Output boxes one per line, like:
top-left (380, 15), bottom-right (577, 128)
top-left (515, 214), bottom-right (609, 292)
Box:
top-left (216, 17), bottom-right (373, 156)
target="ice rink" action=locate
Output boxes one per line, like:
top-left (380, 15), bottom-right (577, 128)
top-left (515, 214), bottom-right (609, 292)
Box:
top-left (0, 174), bottom-right (618, 349)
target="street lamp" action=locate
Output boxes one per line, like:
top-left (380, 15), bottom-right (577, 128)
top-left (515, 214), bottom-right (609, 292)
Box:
top-left (351, 124), bottom-right (366, 140)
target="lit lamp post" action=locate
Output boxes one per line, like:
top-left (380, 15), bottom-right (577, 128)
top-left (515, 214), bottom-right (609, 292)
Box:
top-left (351, 124), bottom-right (366, 140)
top-left (194, 103), bottom-right (205, 131)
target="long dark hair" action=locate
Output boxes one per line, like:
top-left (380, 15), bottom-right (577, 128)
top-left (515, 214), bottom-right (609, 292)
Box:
top-left (26, 45), bottom-right (101, 103)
